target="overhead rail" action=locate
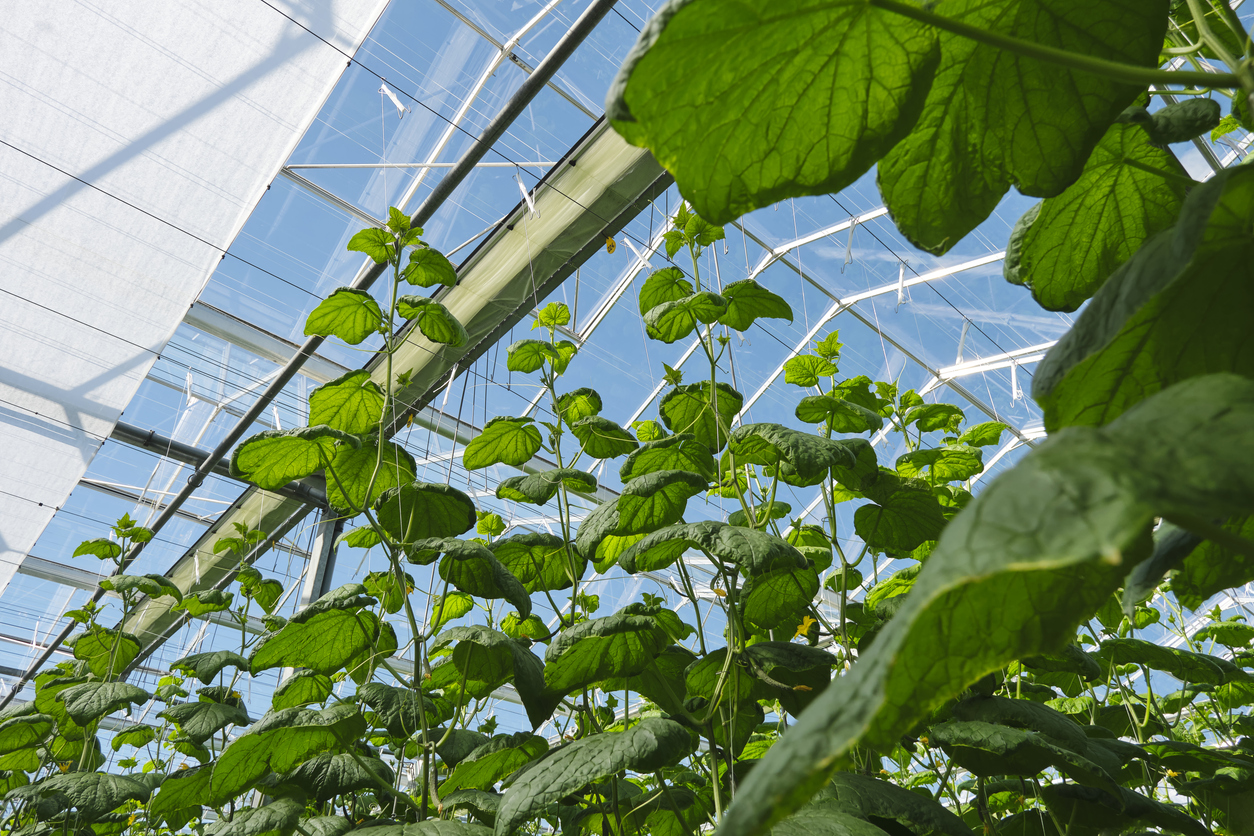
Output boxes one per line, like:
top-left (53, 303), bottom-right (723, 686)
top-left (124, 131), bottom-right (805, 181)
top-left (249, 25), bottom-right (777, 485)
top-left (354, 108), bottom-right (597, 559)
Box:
top-left (0, 0), bottom-right (623, 710)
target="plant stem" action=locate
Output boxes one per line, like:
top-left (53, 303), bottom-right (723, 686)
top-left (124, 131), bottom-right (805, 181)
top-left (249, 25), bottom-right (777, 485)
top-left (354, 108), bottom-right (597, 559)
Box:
top-left (871, 0), bottom-right (1242, 88)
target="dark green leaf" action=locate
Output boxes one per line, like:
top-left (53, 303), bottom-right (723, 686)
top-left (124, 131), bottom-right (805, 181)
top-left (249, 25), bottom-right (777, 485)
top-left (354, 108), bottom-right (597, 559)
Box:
top-left (0, 714), bottom-right (52, 754)
top-left (110, 725), bottom-right (156, 751)
top-left (659, 381), bottom-right (743, 452)
top-left (495, 468), bottom-right (596, 506)
top-left (877, 1), bottom-right (1166, 254)
top-left (308, 370), bottom-right (385, 435)
top-left (229, 426), bottom-right (357, 491)
top-left (358, 682), bottom-right (445, 739)
top-left (742, 563), bottom-right (819, 630)
top-left (304, 288), bottom-right (383, 345)
top-left (68, 628), bottom-right (141, 678)
top-left (1040, 783), bottom-right (1209, 836)
top-left (209, 703), bottom-right (365, 803)
top-left (1095, 637), bottom-right (1238, 685)
top-left (1171, 514), bottom-right (1254, 610)
top-left (809, 772), bottom-right (974, 836)
top-left (616, 470), bottom-right (707, 534)
top-left (719, 373), bottom-right (1254, 836)
top-left (57, 682), bottom-right (149, 726)
top-left (429, 627), bottom-right (519, 702)
top-left (173, 589), bottom-right (234, 617)
top-left (492, 533), bottom-right (584, 593)
top-left (931, 721), bottom-right (1117, 793)
top-left (442, 790), bottom-right (500, 827)
top-left (639, 267), bottom-right (694, 316)
top-left (603, 645), bottom-right (696, 718)
top-left (570, 416), bottom-right (638, 459)
top-left (1005, 121), bottom-right (1189, 312)
top-left (26, 771), bottom-right (152, 822)
top-left (160, 700), bottom-right (251, 745)
top-left (98, 572), bottom-right (182, 602)
top-left (251, 596), bottom-right (392, 678)
top-left (620, 520), bottom-right (806, 576)
top-left (896, 446), bottom-right (984, 483)
top-left (440, 733), bottom-right (548, 794)
top-left (853, 476), bottom-right (946, 552)
top-left (494, 718), bottom-right (695, 835)
top-left (1034, 165), bottom-right (1254, 430)
top-left (403, 247), bottom-right (457, 288)
top-left (396, 296), bottom-right (468, 346)
top-left (620, 433), bottom-right (716, 481)
top-left (374, 482), bottom-right (477, 544)
top-left (727, 500), bottom-right (790, 529)
top-left (794, 396), bottom-right (883, 434)
top-left (271, 670), bottom-right (332, 710)
top-left (728, 423), bottom-right (858, 484)
top-left (424, 538), bottom-right (531, 618)
top-left (462, 417), bottom-right (543, 470)
top-left (607, 0), bottom-right (939, 225)
top-left (718, 279), bottom-right (793, 332)
top-left (283, 751), bottom-right (392, 801)
top-left (205, 797), bottom-right (304, 836)
top-left (543, 604), bottom-right (673, 693)
top-left (355, 822), bottom-right (491, 836)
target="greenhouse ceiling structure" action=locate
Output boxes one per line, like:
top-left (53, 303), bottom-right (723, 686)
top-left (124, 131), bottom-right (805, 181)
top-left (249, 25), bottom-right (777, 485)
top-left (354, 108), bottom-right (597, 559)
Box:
top-left (1, 0), bottom-right (1252, 800)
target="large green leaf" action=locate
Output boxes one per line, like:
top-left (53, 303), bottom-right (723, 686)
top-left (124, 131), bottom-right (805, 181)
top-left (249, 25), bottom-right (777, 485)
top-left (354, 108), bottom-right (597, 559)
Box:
top-left (494, 718), bottom-right (695, 836)
top-left (205, 798), bottom-right (304, 836)
top-left (396, 296), bottom-right (468, 346)
top-left (374, 482), bottom-right (477, 544)
top-left (808, 772), bottom-right (973, 836)
top-left (358, 682), bottom-right (445, 739)
top-left (1172, 514), bottom-right (1254, 610)
top-left (795, 396), bottom-right (883, 434)
top-left (930, 721), bottom-right (1117, 792)
top-left (355, 823), bottom-right (491, 836)
top-left (769, 801), bottom-right (899, 836)
top-left (719, 279), bottom-right (793, 332)
top-left (1034, 165), bottom-right (1254, 431)
top-left (429, 627), bottom-right (519, 702)
top-left (506, 339), bottom-right (558, 374)
top-left (742, 562), bottom-right (819, 631)
top-left (1095, 637), bottom-right (1239, 686)
top-left (272, 669), bottom-right (332, 710)
top-left (250, 586), bottom-right (393, 678)
top-left (638, 267), bottom-right (694, 316)
top-left (22, 771), bottom-right (152, 822)
top-left (209, 703), bottom-right (365, 803)
top-left (659, 381), bottom-right (743, 452)
top-left (644, 292), bottom-right (727, 343)
top-left (620, 521), bottom-right (807, 576)
top-left (171, 650), bottom-right (250, 685)
top-left (68, 628), bottom-right (141, 679)
top-left (570, 416), bottom-right (639, 460)
top-left (0, 714), bottom-right (52, 754)
top-left (229, 426), bottom-right (357, 491)
top-left (1005, 121), bottom-right (1189, 312)
top-left (853, 476), bottom-right (946, 553)
top-left (603, 645), bottom-right (696, 718)
top-left (607, 0), bottom-right (940, 224)
top-left (57, 682), bottom-right (149, 726)
top-left (492, 533), bottom-right (584, 593)
top-left (403, 247), bottom-right (458, 288)
top-left (422, 538), bottom-right (531, 618)
top-left (728, 423), bottom-right (858, 484)
top-left (308, 370), bottom-right (385, 435)
top-left (717, 373), bottom-right (1254, 836)
top-left (878, 1), bottom-right (1167, 254)
top-left (895, 446), bottom-right (984, 483)
top-left (557, 388), bottom-right (603, 426)
top-left (325, 440), bottom-right (416, 513)
top-left (495, 468), bottom-right (596, 506)
top-left (160, 700), bottom-right (251, 745)
top-left (304, 288), bottom-right (383, 345)
top-left (620, 433), bottom-right (716, 481)
top-left (543, 604), bottom-right (674, 693)
top-left (98, 573), bottom-right (182, 602)
top-left (148, 764), bottom-right (210, 827)
top-left (616, 470), bottom-right (707, 534)
top-left (283, 751), bottom-right (392, 801)
top-left (462, 417), bottom-right (543, 470)
top-left (440, 733), bottom-right (548, 794)
top-left (1040, 783), bottom-right (1209, 836)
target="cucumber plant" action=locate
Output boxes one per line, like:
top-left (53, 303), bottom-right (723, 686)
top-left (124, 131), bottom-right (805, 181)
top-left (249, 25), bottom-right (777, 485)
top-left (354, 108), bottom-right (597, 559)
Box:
top-left (6, 1), bottom-right (1254, 835)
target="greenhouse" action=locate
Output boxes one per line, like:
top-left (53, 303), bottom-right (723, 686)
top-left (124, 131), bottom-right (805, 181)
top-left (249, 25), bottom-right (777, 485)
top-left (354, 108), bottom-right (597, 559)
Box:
top-left (0, 0), bottom-right (1252, 834)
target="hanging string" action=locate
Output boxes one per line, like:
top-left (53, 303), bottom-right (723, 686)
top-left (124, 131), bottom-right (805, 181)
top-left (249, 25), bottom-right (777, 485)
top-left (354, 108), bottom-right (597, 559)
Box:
top-left (842, 216), bottom-right (859, 273)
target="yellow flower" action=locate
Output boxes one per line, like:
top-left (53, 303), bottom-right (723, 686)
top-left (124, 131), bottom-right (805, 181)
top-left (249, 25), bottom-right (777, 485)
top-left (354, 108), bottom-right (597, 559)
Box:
top-left (794, 616), bottom-right (817, 639)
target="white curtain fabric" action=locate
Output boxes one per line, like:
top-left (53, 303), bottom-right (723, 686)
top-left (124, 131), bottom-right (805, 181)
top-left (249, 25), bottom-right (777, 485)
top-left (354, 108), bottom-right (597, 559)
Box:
top-left (0, 0), bottom-right (388, 591)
